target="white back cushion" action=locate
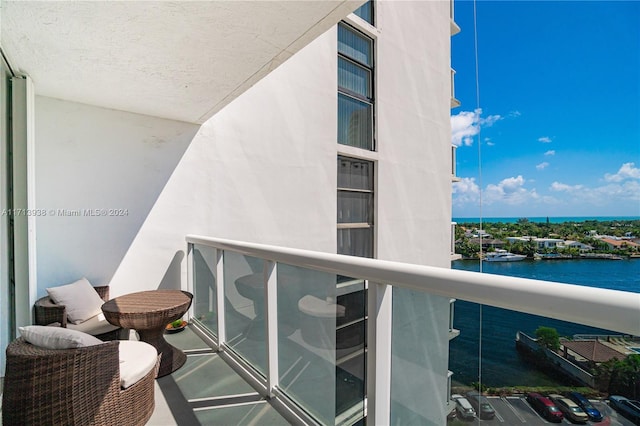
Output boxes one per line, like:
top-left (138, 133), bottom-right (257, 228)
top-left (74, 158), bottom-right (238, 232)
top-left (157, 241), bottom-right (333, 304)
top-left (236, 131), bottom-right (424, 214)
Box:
top-left (19, 325), bottom-right (103, 349)
top-left (47, 278), bottom-right (106, 324)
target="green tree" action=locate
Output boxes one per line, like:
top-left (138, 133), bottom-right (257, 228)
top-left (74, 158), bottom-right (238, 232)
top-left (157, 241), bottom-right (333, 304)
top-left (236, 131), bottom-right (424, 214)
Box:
top-left (610, 355), bottom-right (640, 398)
top-left (455, 237), bottom-right (480, 259)
top-left (535, 326), bottom-right (560, 351)
top-left (593, 355), bottom-right (640, 397)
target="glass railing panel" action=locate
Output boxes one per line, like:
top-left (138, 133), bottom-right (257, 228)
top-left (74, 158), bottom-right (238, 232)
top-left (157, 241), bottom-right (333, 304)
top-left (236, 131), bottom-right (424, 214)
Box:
top-left (192, 244), bottom-right (218, 335)
top-left (390, 288), bottom-right (450, 425)
top-left (335, 275), bottom-right (366, 424)
top-left (185, 236), bottom-right (639, 426)
top-left (223, 251), bottom-right (267, 376)
top-left (276, 263), bottom-right (366, 425)
top-left (449, 299), bottom-right (638, 425)
top-left (451, 301), bottom-right (630, 387)
top-left (449, 257), bottom-right (639, 426)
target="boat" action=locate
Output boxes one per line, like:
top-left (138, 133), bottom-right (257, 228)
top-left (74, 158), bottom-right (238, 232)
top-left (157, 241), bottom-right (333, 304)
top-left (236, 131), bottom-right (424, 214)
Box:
top-left (484, 249), bottom-right (527, 262)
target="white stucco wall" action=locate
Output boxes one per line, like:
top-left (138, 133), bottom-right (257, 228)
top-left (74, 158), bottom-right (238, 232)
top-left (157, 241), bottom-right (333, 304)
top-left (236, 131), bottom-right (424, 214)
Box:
top-left (372, 2), bottom-right (452, 424)
top-left (35, 30), bottom-right (339, 297)
top-left (375, 1), bottom-right (452, 267)
top-left (109, 30), bottom-right (340, 295)
top-left (35, 97), bottom-right (200, 291)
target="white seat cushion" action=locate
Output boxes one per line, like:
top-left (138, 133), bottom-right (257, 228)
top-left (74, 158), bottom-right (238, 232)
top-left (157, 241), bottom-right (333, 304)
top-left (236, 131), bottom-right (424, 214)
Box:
top-left (46, 278), bottom-right (106, 324)
top-left (19, 325), bottom-right (103, 349)
top-left (67, 312), bottom-right (120, 335)
top-left (118, 341), bottom-right (158, 389)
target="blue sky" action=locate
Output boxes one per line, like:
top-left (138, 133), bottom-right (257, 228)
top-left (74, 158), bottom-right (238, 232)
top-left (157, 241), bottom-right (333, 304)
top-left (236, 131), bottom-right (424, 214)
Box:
top-left (451, 0), bottom-right (640, 218)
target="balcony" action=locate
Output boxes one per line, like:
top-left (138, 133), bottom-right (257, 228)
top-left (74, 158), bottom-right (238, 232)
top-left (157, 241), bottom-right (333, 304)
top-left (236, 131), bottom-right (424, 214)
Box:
top-left (177, 235), bottom-right (639, 425)
top-left (450, 0), bottom-right (461, 36)
top-left (451, 144), bottom-right (461, 182)
top-left (451, 69), bottom-right (461, 109)
top-left (451, 222), bottom-right (462, 261)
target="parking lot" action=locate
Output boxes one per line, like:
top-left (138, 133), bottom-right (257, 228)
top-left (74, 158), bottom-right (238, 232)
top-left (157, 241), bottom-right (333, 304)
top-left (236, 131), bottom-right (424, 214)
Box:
top-left (449, 396), bottom-right (636, 425)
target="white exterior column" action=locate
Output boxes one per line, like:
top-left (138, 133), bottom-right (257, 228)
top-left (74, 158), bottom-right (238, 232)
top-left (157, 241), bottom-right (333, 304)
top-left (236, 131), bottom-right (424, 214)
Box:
top-left (366, 281), bottom-right (392, 425)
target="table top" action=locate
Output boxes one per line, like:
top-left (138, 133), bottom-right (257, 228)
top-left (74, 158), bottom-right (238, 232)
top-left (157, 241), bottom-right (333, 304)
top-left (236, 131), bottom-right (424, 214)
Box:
top-left (101, 289), bottom-right (192, 330)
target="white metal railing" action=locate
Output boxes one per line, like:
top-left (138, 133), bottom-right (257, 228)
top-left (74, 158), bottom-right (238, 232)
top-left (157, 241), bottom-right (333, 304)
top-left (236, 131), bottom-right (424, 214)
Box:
top-left (187, 235), bottom-right (639, 335)
top-left (186, 235), bottom-right (640, 425)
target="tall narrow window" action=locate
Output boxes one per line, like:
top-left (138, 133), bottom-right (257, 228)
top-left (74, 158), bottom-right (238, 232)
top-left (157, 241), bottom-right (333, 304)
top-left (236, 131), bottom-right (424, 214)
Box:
top-left (337, 156), bottom-right (374, 257)
top-left (353, 1), bottom-right (374, 25)
top-left (338, 23), bottom-right (374, 151)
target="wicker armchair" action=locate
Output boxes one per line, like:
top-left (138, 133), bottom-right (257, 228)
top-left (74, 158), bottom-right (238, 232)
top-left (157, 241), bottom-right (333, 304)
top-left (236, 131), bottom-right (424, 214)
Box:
top-left (34, 285), bottom-right (121, 340)
top-left (2, 338), bottom-right (158, 426)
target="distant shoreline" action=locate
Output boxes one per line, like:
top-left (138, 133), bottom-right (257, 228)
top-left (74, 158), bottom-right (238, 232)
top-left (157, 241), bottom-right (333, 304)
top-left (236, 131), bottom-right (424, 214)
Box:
top-left (452, 216), bottom-right (640, 224)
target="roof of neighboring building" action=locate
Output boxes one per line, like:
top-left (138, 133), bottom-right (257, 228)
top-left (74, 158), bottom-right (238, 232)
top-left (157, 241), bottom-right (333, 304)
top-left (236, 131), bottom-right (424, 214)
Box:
top-left (468, 238), bottom-right (504, 245)
top-left (561, 339), bottom-right (627, 363)
top-left (600, 238), bottom-right (640, 248)
top-left (564, 240), bottom-right (594, 248)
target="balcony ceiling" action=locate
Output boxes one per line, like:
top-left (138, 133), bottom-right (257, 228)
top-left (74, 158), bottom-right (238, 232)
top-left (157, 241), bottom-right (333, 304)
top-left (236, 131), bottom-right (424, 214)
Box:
top-left (1, 1), bottom-right (363, 124)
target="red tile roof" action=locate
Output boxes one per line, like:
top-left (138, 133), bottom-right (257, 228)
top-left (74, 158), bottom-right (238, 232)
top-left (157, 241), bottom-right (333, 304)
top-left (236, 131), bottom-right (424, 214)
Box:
top-left (560, 339), bottom-right (627, 363)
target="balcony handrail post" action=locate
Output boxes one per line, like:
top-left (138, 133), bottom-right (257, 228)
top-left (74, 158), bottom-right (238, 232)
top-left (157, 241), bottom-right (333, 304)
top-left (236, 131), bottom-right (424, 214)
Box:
top-left (216, 248), bottom-right (226, 350)
top-left (186, 243), bottom-right (195, 319)
top-left (264, 260), bottom-right (279, 398)
top-left (367, 281), bottom-right (392, 425)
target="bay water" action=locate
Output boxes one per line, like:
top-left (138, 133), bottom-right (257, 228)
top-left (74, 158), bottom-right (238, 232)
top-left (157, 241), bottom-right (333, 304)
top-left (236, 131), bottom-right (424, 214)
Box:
top-left (449, 258), bottom-right (640, 387)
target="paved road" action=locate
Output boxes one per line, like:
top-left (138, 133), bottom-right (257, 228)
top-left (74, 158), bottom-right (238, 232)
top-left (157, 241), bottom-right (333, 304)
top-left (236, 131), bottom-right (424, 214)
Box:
top-left (450, 396), bottom-right (636, 425)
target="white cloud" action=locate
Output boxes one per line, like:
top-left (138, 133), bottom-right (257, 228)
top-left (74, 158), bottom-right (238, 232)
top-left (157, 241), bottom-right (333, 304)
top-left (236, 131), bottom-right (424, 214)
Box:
top-left (604, 162), bottom-right (640, 182)
top-left (482, 114), bottom-right (502, 127)
top-left (538, 136), bottom-right (552, 143)
top-left (454, 167), bottom-right (640, 216)
top-left (550, 182), bottom-right (583, 192)
top-left (451, 109), bottom-right (503, 147)
top-left (556, 180), bottom-right (640, 207)
top-left (536, 162), bottom-right (549, 170)
top-left (452, 177), bottom-right (480, 204)
top-left (544, 150), bottom-right (555, 156)
top-left (484, 175), bottom-right (538, 205)
top-left (508, 111), bottom-right (522, 118)
top-left (451, 111), bottom-right (478, 147)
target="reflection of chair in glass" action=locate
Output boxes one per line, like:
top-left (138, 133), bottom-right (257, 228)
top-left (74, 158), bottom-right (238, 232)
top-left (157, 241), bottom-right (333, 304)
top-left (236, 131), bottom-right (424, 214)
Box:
top-left (298, 295), bottom-right (345, 349)
top-left (235, 273), bottom-right (299, 338)
top-left (234, 273), bottom-right (266, 339)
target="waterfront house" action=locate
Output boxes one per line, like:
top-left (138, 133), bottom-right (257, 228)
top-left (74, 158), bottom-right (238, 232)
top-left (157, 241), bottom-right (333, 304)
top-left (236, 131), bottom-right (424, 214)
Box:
top-left (560, 240), bottom-right (594, 253)
top-left (1, 1), bottom-right (638, 424)
top-left (599, 238), bottom-right (640, 252)
top-left (466, 229), bottom-right (493, 239)
top-left (560, 338), bottom-right (629, 367)
top-left (468, 238), bottom-right (505, 251)
top-left (533, 238), bottom-right (565, 250)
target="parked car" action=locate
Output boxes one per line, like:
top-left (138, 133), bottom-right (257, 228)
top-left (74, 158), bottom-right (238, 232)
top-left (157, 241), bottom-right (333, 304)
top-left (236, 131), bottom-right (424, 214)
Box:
top-left (466, 391), bottom-right (496, 419)
top-left (451, 394), bottom-right (476, 420)
top-left (526, 392), bottom-right (564, 423)
top-left (566, 391), bottom-right (603, 422)
top-left (609, 395), bottom-right (640, 425)
top-left (548, 394), bottom-right (588, 423)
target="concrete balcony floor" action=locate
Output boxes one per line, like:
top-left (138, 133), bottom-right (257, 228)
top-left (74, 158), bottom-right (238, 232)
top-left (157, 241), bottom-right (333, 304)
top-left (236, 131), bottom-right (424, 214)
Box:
top-left (148, 327), bottom-right (289, 426)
